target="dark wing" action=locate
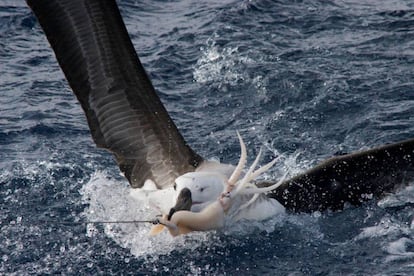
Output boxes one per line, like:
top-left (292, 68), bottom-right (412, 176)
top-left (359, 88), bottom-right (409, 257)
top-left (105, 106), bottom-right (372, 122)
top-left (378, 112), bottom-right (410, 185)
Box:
top-left (265, 138), bottom-right (414, 212)
top-left (27, 0), bottom-right (203, 188)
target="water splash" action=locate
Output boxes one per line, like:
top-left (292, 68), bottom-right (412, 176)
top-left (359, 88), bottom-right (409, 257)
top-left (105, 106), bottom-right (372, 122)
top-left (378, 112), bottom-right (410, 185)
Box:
top-left (80, 172), bottom-right (215, 259)
top-left (193, 36), bottom-right (254, 88)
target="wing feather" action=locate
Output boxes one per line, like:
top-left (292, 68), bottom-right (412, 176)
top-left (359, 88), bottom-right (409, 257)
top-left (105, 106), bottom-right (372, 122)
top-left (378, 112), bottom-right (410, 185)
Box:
top-left (27, 0), bottom-right (203, 188)
top-left (265, 138), bottom-right (414, 212)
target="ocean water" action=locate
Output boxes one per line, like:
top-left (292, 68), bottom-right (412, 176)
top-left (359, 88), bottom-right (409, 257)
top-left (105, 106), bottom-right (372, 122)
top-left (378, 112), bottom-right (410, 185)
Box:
top-left (2, 0), bottom-right (414, 274)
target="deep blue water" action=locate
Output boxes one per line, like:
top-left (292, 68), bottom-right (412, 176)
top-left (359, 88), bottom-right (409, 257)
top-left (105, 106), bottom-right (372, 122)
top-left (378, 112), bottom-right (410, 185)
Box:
top-left (2, 0), bottom-right (414, 274)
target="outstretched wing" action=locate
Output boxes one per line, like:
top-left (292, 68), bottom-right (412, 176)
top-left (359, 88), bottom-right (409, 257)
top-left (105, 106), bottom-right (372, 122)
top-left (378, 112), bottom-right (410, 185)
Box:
top-left (27, 0), bottom-right (203, 188)
top-left (265, 138), bottom-right (414, 212)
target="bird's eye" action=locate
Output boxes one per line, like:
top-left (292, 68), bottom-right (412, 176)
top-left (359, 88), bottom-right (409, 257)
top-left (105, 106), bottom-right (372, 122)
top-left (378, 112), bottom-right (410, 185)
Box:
top-left (200, 187), bottom-right (205, 192)
top-left (173, 182), bottom-right (177, 190)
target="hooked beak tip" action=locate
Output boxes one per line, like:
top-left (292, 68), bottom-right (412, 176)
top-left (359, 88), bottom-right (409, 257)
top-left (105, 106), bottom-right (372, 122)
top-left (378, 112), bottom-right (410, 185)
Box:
top-left (168, 188), bottom-right (192, 220)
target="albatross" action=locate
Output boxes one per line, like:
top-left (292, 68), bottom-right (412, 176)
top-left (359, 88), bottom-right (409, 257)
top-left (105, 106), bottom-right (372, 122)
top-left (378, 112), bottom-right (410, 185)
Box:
top-left (26, 0), bottom-right (414, 236)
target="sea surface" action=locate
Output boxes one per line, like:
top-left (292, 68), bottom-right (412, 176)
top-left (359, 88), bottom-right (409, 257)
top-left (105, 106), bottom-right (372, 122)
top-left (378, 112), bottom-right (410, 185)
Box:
top-left (2, 0), bottom-right (414, 274)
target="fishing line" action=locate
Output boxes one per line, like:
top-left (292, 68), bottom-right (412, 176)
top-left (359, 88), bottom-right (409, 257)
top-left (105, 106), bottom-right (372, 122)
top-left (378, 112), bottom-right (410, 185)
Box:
top-left (34, 219), bottom-right (163, 226)
top-left (85, 219), bottom-right (160, 225)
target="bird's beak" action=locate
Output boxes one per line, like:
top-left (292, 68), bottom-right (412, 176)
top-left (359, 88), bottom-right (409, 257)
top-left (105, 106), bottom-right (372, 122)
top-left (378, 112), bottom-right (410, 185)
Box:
top-left (167, 187), bottom-right (192, 220)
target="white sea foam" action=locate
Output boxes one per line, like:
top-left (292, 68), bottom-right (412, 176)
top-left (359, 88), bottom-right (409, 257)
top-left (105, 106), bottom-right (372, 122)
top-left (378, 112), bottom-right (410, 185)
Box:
top-left (355, 184), bottom-right (414, 264)
top-left (377, 185), bottom-right (414, 209)
top-left (384, 237), bottom-right (414, 263)
top-left (355, 217), bottom-right (410, 241)
top-left (79, 171), bottom-right (218, 259)
top-left (79, 170), bottom-right (291, 258)
top-left (193, 37), bottom-right (254, 88)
